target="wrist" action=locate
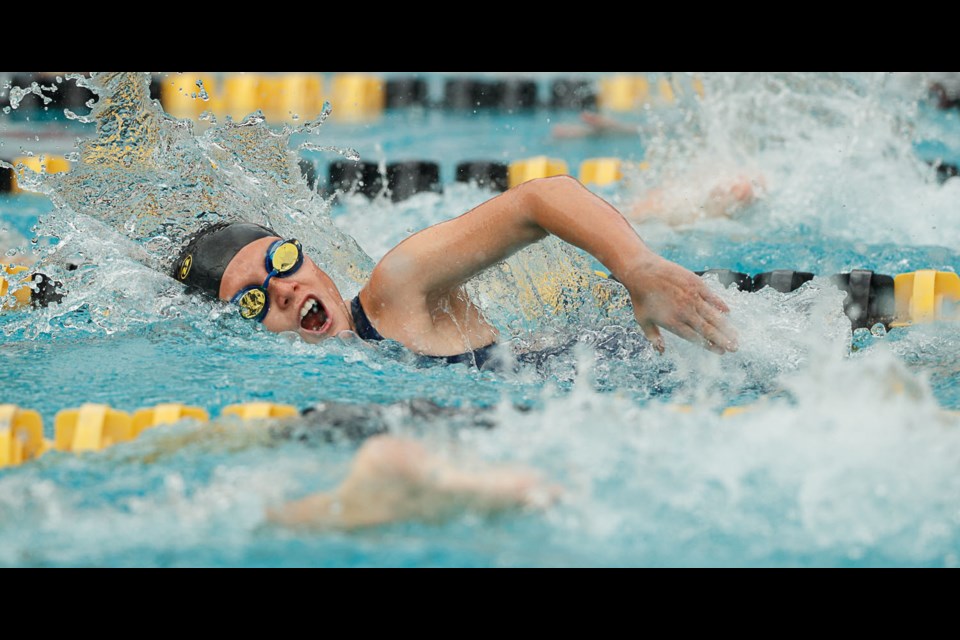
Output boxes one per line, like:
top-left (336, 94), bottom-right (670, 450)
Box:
top-left (612, 251), bottom-right (663, 289)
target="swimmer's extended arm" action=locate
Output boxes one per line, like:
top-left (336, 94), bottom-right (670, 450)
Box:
top-left (369, 175), bottom-right (738, 354)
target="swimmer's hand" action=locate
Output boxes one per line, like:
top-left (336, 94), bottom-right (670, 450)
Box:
top-left (266, 435), bottom-right (559, 531)
top-left (622, 255), bottom-right (738, 355)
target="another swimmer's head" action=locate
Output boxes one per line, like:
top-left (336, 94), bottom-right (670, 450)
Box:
top-left (173, 221), bottom-right (354, 343)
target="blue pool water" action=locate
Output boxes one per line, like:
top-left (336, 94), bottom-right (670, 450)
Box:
top-left (2, 72), bottom-right (960, 567)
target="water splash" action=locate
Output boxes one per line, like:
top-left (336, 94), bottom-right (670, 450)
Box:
top-left (20, 73), bottom-right (373, 286)
top-left (624, 72), bottom-right (955, 247)
top-left (293, 100), bottom-right (332, 135)
top-left (297, 142), bottom-right (360, 161)
top-left (194, 79), bottom-right (210, 102)
top-left (6, 81), bottom-right (55, 110)
top-left (0, 72), bottom-right (382, 337)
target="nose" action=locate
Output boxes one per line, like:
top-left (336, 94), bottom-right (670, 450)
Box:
top-left (268, 276), bottom-right (299, 311)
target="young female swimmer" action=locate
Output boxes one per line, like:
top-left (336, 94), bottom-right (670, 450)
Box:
top-left (175, 174), bottom-right (738, 359)
top-left (172, 174), bottom-right (739, 530)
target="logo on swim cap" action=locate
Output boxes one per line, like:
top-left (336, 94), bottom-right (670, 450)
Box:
top-left (178, 255), bottom-right (193, 281)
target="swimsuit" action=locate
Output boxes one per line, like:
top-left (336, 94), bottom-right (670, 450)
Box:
top-left (350, 295), bottom-right (500, 369)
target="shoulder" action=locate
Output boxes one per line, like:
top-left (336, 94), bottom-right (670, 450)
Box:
top-left (357, 250), bottom-right (431, 336)
top-left (365, 248), bottom-right (423, 308)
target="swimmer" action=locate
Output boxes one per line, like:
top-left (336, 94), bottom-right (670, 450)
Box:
top-left (551, 111), bottom-right (642, 139)
top-left (169, 175), bottom-right (739, 531)
top-left (174, 175), bottom-right (739, 360)
top-left (552, 113), bottom-right (765, 224)
top-left (626, 173), bottom-right (766, 226)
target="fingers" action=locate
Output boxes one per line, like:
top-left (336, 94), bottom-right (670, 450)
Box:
top-left (666, 320), bottom-right (729, 355)
top-left (639, 321), bottom-right (665, 354)
top-left (633, 263), bottom-right (742, 355)
top-left (697, 285), bottom-right (730, 314)
top-left (696, 300), bottom-right (739, 351)
top-left (697, 319), bottom-right (738, 354)
top-left (647, 304), bottom-right (738, 355)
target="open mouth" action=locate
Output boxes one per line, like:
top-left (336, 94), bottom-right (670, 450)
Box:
top-left (299, 296), bottom-right (331, 334)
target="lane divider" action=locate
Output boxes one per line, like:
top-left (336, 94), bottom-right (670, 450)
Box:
top-left (304, 155), bottom-right (649, 201)
top-left (550, 79), bottom-right (597, 110)
top-left (5, 73), bottom-right (704, 123)
top-left (0, 405), bottom-right (47, 467)
top-left (693, 268), bottom-right (922, 330)
top-left (507, 156), bottom-right (569, 188)
top-left (456, 161), bottom-right (509, 192)
top-left (1, 265), bottom-right (33, 309)
top-left (892, 270), bottom-right (960, 328)
top-left (54, 403), bottom-right (133, 453)
top-left (598, 75), bottom-right (652, 111)
top-left (3, 393), bottom-right (957, 471)
top-left (329, 74), bottom-right (384, 122)
top-left (260, 73), bottom-right (325, 123)
top-left (132, 404), bottom-right (209, 438)
top-left (579, 158), bottom-right (623, 187)
top-left (222, 402), bottom-right (298, 419)
top-left (385, 78), bottom-right (429, 108)
top-left (219, 74), bottom-right (262, 121)
top-left (443, 78), bottom-right (540, 110)
top-left (160, 72), bottom-right (219, 120)
top-left (2, 266), bottom-right (65, 309)
top-left (0, 401), bottom-right (299, 469)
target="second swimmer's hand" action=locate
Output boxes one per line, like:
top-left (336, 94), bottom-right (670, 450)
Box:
top-left (621, 256), bottom-right (739, 355)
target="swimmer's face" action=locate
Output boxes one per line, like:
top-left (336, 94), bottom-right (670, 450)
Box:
top-left (219, 237), bottom-right (355, 343)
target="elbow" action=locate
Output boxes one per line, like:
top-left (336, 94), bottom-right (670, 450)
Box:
top-left (508, 175), bottom-right (584, 240)
top-left (519, 174), bottom-right (582, 193)
top-left (514, 174), bottom-right (584, 208)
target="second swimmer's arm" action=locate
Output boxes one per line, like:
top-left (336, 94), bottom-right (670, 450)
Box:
top-left (369, 175), bottom-right (738, 354)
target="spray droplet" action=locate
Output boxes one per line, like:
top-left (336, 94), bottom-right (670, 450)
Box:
top-left (195, 79), bottom-right (210, 102)
top-left (64, 109), bottom-right (94, 124)
top-left (870, 323), bottom-right (888, 338)
top-left (298, 142), bottom-right (360, 161)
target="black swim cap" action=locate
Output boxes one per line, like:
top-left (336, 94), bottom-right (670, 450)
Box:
top-left (173, 221), bottom-right (278, 298)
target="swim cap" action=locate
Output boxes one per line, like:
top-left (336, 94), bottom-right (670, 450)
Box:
top-left (173, 221), bottom-right (278, 298)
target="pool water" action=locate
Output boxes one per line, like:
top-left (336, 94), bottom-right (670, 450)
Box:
top-left (2, 72), bottom-right (960, 567)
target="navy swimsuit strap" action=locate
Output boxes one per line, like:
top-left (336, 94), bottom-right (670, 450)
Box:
top-left (350, 295), bottom-right (386, 342)
top-left (350, 295), bottom-right (498, 368)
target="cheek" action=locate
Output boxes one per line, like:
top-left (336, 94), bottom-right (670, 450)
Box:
top-left (262, 316), bottom-right (286, 333)
top-left (262, 306), bottom-right (298, 333)
top-left (310, 267), bottom-right (342, 301)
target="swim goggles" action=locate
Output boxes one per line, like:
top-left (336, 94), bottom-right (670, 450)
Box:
top-left (230, 238), bottom-right (304, 322)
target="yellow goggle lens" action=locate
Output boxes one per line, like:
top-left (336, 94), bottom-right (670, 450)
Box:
top-left (238, 289), bottom-right (267, 319)
top-left (270, 242), bottom-right (301, 273)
